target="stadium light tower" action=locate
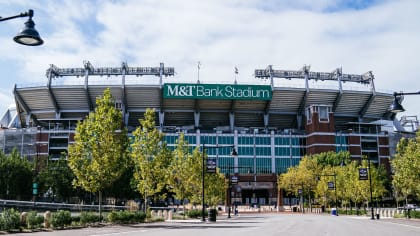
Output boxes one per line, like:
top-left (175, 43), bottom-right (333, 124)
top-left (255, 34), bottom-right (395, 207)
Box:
top-left (389, 91), bottom-right (420, 113)
top-left (0, 9), bottom-right (44, 46)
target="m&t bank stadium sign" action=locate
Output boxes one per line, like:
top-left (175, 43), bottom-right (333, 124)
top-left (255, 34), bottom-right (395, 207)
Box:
top-left (163, 83), bottom-right (272, 100)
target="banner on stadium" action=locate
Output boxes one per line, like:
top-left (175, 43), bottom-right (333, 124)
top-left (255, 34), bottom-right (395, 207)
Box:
top-left (163, 83), bottom-right (272, 100)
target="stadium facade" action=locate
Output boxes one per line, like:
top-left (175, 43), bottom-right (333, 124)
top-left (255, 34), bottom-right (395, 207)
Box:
top-left (1, 62), bottom-right (417, 207)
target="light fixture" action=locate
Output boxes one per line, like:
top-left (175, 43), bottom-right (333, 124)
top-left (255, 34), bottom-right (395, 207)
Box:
top-left (389, 91), bottom-right (420, 114)
top-left (0, 9), bottom-right (43, 46)
top-left (389, 95), bottom-right (405, 113)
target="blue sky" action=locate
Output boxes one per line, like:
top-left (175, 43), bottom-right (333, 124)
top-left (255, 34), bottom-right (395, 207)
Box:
top-left (1, 0), bottom-right (419, 120)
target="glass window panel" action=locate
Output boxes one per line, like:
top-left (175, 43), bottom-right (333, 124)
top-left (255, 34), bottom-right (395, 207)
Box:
top-left (238, 136), bottom-right (253, 145)
top-left (238, 158), bottom-right (254, 173)
top-left (218, 135), bottom-right (234, 145)
top-left (275, 147), bottom-right (290, 156)
top-left (256, 147), bottom-right (271, 156)
top-left (256, 158), bottom-right (271, 174)
top-left (185, 135), bottom-right (196, 144)
top-left (256, 136), bottom-right (270, 145)
top-left (238, 146), bottom-right (253, 156)
top-left (218, 157), bottom-right (234, 174)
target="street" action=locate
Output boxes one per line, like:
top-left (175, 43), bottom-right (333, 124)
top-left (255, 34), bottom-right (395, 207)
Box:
top-left (13, 213), bottom-right (420, 236)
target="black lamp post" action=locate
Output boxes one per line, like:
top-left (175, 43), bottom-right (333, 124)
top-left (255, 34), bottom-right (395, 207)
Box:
top-left (367, 159), bottom-right (374, 220)
top-left (358, 157), bottom-right (374, 220)
top-left (389, 91), bottom-right (420, 113)
top-left (201, 144), bottom-right (237, 222)
top-left (0, 9), bottom-right (43, 46)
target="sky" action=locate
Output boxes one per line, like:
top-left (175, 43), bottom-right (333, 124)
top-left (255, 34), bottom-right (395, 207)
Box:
top-left (0, 0), bottom-right (419, 120)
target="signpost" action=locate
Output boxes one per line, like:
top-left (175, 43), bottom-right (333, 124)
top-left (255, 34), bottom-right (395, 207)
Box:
top-left (359, 168), bottom-right (368, 180)
top-left (328, 181), bottom-right (335, 190)
top-left (206, 158), bottom-right (217, 173)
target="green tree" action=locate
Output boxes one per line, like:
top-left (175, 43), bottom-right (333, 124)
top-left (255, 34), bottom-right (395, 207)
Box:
top-left (392, 132), bottom-right (420, 206)
top-left (68, 88), bottom-right (129, 214)
top-left (279, 151), bottom-right (387, 211)
top-left (167, 133), bottom-right (195, 207)
top-left (0, 149), bottom-right (32, 200)
top-left (37, 157), bottom-right (77, 202)
top-left (279, 156), bottom-right (319, 209)
top-left (131, 108), bottom-right (172, 210)
top-left (186, 147), bottom-right (226, 208)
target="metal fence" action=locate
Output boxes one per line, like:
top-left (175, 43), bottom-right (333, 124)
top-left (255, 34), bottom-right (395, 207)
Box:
top-left (0, 199), bottom-right (128, 212)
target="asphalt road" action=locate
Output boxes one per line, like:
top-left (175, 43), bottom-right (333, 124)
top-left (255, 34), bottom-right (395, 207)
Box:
top-left (12, 213), bottom-right (420, 236)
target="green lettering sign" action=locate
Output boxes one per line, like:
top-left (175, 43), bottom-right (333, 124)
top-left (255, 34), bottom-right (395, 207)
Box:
top-left (163, 83), bottom-right (272, 100)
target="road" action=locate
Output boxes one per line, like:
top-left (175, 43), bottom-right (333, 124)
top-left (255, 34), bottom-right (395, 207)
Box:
top-left (13, 213), bottom-right (420, 236)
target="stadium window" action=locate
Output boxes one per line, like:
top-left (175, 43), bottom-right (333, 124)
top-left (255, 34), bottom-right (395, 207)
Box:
top-left (115, 101), bottom-right (123, 110)
top-left (318, 106), bottom-right (329, 122)
top-left (306, 107), bottom-right (312, 124)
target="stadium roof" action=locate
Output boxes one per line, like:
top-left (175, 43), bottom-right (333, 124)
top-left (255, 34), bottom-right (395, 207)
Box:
top-left (13, 63), bottom-right (395, 131)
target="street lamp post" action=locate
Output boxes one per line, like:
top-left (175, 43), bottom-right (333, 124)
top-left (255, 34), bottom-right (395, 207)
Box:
top-left (0, 9), bottom-right (44, 46)
top-left (367, 159), bottom-right (375, 220)
top-left (201, 144), bottom-right (237, 222)
top-left (358, 157), bottom-right (374, 220)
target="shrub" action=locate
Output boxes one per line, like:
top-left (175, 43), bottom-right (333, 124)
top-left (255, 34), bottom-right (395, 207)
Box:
top-left (51, 210), bottom-right (72, 229)
top-left (71, 215), bottom-right (80, 225)
top-left (133, 211), bottom-right (146, 223)
top-left (80, 212), bottom-right (101, 225)
top-left (0, 216), bottom-right (4, 231)
top-left (26, 211), bottom-right (44, 229)
top-left (107, 211), bottom-right (146, 224)
top-left (0, 208), bottom-right (21, 231)
top-left (186, 209), bottom-right (207, 218)
top-left (409, 210), bottom-right (420, 219)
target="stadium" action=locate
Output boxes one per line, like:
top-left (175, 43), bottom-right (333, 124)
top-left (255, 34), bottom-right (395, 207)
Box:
top-left (1, 61), bottom-right (415, 208)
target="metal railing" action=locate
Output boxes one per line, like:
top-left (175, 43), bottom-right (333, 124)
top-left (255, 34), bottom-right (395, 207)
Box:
top-left (0, 199), bottom-right (128, 212)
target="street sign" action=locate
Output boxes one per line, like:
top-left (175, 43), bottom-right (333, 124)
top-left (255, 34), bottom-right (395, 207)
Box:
top-left (328, 181), bottom-right (335, 190)
top-left (32, 182), bottom-right (38, 195)
top-left (359, 168), bottom-right (368, 180)
top-left (231, 176), bottom-right (238, 184)
top-left (206, 158), bottom-right (217, 173)
top-left (298, 189), bottom-right (302, 195)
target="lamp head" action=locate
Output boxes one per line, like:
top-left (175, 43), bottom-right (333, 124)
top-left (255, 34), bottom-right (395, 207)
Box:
top-left (13, 10), bottom-right (43, 46)
top-left (389, 95), bottom-right (405, 113)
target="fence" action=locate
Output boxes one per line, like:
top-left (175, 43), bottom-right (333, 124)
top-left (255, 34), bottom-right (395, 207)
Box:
top-left (0, 199), bottom-right (128, 212)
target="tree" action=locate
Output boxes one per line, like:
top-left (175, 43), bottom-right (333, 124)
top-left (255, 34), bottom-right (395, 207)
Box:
top-left (392, 132), bottom-right (420, 206)
top-left (37, 157), bottom-right (77, 202)
top-left (0, 148), bottom-right (32, 200)
top-left (278, 156), bottom-right (319, 210)
top-left (185, 147), bottom-right (226, 208)
top-left (279, 151), bottom-right (387, 211)
top-left (205, 167), bottom-right (226, 207)
top-left (68, 88), bottom-right (129, 214)
top-left (131, 108), bottom-right (172, 210)
top-left (167, 133), bottom-right (195, 206)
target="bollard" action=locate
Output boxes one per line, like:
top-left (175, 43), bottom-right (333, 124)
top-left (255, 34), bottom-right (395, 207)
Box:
top-left (168, 210), bottom-right (173, 221)
top-left (44, 211), bottom-right (51, 228)
top-left (20, 212), bottom-right (28, 227)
